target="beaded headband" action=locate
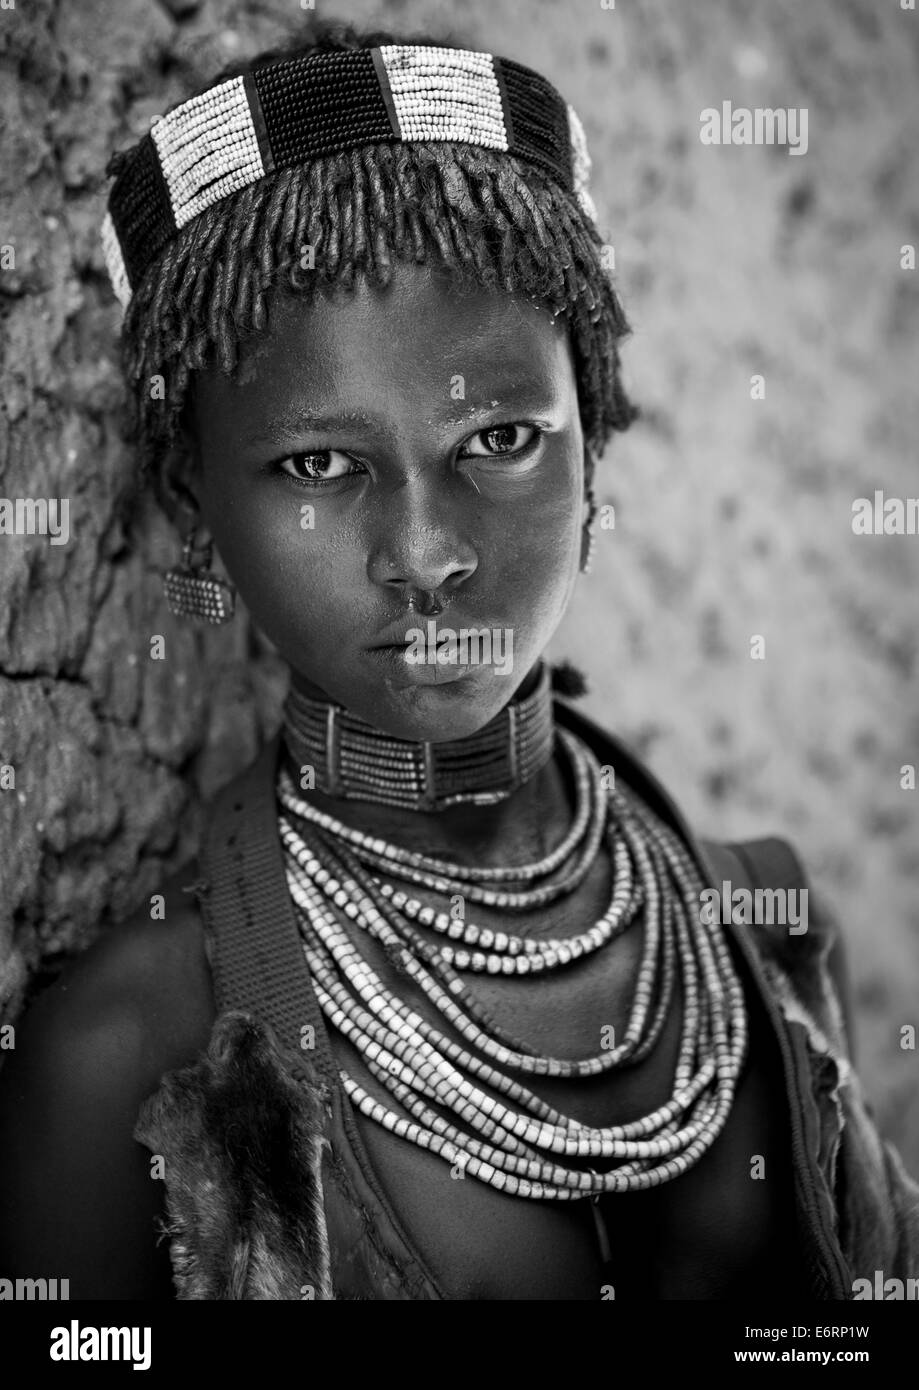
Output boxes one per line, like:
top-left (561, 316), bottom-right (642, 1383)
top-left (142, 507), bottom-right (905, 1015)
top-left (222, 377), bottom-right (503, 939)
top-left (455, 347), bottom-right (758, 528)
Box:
top-left (100, 42), bottom-right (598, 311)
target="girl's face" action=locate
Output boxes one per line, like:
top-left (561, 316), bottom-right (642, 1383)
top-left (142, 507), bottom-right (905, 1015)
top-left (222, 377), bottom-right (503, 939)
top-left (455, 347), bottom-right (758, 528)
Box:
top-left (188, 259), bottom-right (586, 743)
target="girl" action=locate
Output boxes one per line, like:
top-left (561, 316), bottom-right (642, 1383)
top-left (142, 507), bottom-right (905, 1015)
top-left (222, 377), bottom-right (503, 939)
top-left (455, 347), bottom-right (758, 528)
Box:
top-left (0, 17), bottom-right (916, 1301)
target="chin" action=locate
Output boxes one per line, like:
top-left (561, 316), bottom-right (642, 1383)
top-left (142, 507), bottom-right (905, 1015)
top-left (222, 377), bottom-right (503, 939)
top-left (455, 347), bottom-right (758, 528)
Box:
top-left (357, 666), bottom-right (518, 743)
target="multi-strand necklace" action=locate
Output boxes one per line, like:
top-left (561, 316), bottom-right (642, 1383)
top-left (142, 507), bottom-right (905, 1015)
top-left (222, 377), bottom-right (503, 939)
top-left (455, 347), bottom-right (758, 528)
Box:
top-left (275, 679), bottom-right (748, 1202)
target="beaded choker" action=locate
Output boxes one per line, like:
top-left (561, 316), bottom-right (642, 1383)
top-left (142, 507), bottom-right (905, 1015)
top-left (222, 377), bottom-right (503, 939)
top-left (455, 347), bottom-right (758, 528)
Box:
top-left (101, 42), bottom-right (597, 310)
top-left (280, 663), bottom-right (555, 812)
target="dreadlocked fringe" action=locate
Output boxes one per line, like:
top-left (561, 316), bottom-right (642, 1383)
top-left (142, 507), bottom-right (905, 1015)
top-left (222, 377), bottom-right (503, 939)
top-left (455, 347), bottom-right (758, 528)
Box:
top-left (116, 138), bottom-right (639, 500)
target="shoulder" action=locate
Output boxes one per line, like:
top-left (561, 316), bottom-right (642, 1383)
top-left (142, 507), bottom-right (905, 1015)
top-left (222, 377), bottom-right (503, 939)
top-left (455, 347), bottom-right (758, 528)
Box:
top-left (21, 856), bottom-right (215, 1079)
top-left (704, 833), bottom-right (855, 1060)
top-left (699, 833), bottom-right (842, 946)
top-left (0, 856), bottom-right (216, 1298)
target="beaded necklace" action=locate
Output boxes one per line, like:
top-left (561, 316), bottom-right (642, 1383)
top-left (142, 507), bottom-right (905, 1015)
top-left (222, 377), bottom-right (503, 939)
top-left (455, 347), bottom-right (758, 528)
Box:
top-left (275, 723), bottom-right (748, 1201)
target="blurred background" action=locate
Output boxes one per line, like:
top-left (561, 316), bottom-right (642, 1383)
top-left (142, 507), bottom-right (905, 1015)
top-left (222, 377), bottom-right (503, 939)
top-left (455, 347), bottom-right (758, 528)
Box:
top-left (1, 0), bottom-right (917, 1170)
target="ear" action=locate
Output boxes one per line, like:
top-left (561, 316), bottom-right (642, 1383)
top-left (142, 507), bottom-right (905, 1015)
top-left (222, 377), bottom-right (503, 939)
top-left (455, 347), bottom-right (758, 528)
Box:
top-left (153, 397), bottom-right (208, 541)
top-left (579, 445), bottom-right (597, 574)
top-left (583, 444), bottom-right (597, 505)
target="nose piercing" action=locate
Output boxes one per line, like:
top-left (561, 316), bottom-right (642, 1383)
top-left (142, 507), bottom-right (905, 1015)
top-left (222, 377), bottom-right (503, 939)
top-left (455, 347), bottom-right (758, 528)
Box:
top-left (408, 588), bottom-right (444, 616)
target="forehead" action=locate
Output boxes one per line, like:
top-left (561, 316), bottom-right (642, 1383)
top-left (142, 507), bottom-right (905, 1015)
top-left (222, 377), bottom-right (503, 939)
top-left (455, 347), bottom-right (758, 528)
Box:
top-left (194, 259), bottom-right (575, 424)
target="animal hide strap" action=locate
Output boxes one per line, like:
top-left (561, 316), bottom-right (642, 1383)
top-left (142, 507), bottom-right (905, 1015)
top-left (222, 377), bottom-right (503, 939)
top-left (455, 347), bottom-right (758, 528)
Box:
top-left (133, 1009), bottom-right (334, 1300)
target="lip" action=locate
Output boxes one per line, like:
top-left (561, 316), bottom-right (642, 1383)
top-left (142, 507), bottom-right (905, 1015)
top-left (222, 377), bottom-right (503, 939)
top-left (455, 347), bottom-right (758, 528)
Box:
top-left (365, 645), bottom-right (471, 684)
top-left (366, 614), bottom-right (493, 651)
top-left (367, 618), bottom-right (452, 651)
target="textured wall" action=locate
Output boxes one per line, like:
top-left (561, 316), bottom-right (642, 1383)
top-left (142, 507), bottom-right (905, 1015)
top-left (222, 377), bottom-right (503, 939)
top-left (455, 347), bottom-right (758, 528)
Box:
top-left (1, 0), bottom-right (917, 1170)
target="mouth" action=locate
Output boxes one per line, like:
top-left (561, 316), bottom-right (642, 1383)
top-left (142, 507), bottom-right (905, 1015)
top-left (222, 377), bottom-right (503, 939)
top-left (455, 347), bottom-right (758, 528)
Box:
top-left (364, 643), bottom-right (471, 685)
top-left (363, 613), bottom-right (515, 686)
top-left (366, 618), bottom-right (461, 652)
top-left (367, 637), bottom-right (416, 652)
top-left (366, 612), bottom-right (503, 652)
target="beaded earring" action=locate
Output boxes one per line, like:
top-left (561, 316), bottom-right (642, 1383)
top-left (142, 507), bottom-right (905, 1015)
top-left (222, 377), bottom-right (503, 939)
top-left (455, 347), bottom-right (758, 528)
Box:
top-left (163, 521), bottom-right (236, 624)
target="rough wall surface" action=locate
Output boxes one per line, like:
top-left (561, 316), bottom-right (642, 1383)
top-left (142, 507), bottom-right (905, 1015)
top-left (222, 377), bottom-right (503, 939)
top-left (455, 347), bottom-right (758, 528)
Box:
top-left (1, 0), bottom-right (917, 1171)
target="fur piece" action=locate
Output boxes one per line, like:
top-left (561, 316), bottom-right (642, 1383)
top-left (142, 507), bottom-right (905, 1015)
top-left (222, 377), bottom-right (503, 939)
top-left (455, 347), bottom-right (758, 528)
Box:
top-left (134, 1010), bottom-right (334, 1300)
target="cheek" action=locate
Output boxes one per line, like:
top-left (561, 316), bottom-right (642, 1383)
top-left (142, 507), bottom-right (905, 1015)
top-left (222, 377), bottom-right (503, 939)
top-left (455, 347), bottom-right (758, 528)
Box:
top-left (200, 479), bottom-right (359, 649)
top-left (494, 472), bottom-right (582, 614)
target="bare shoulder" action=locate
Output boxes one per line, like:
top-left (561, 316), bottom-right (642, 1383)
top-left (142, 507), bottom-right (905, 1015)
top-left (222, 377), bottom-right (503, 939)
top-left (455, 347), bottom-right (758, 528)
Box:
top-left (0, 856), bottom-right (216, 1299)
top-left (24, 856), bottom-right (215, 1070)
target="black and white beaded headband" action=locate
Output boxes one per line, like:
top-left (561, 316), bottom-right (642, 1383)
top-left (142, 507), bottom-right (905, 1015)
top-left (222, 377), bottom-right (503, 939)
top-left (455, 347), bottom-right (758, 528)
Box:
top-left (100, 42), bottom-right (597, 311)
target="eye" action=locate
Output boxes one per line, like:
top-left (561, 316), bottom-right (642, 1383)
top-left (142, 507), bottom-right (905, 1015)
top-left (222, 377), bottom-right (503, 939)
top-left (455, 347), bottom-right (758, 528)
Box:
top-left (276, 450), bottom-right (364, 485)
top-left (459, 423), bottom-right (540, 459)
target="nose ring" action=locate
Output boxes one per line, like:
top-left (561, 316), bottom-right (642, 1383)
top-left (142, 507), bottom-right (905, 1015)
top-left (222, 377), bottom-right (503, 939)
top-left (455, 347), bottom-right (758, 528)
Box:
top-left (408, 588), bottom-right (444, 616)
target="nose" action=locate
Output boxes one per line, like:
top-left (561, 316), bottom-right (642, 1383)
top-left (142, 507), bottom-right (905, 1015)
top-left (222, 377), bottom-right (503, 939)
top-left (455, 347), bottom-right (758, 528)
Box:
top-left (366, 479), bottom-right (478, 596)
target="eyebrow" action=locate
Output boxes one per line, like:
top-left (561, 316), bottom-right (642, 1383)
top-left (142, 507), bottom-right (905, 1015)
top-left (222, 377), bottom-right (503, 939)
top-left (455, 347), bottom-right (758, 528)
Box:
top-left (243, 388), bottom-right (561, 448)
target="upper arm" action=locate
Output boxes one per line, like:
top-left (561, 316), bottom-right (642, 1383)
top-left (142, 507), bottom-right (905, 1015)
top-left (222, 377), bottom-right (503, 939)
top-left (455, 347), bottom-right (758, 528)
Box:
top-left (0, 873), bottom-right (215, 1300)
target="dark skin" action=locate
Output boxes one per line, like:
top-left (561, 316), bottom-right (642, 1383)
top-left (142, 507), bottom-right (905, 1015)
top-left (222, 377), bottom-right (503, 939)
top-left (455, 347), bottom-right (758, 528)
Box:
top-left (0, 262), bottom-right (803, 1299)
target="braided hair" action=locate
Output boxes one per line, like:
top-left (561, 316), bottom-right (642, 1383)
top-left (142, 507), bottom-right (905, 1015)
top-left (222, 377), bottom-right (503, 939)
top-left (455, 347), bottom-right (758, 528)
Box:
top-left (109, 18), bottom-right (639, 514)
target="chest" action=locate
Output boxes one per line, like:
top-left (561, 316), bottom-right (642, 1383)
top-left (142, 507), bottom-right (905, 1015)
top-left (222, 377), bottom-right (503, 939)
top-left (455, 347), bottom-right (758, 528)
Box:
top-left (322, 860), bottom-right (805, 1300)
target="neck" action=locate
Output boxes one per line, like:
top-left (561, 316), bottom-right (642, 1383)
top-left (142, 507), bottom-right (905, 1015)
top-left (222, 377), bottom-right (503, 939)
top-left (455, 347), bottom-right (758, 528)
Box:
top-left (279, 661), bottom-right (572, 867)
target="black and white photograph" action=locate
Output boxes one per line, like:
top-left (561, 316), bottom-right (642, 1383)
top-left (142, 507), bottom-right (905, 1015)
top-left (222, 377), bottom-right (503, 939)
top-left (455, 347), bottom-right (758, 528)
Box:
top-left (0, 0), bottom-right (917, 1350)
